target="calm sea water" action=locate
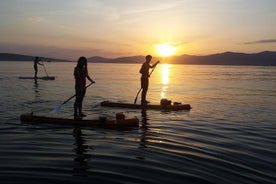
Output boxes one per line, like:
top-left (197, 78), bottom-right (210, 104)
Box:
top-left (0, 61), bottom-right (275, 184)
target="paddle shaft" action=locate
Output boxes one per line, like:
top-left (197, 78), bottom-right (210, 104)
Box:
top-left (63, 82), bottom-right (94, 105)
top-left (41, 62), bottom-right (49, 77)
top-left (52, 82), bottom-right (94, 113)
top-left (134, 62), bottom-right (158, 104)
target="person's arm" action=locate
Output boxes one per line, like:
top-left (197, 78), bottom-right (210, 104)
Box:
top-left (86, 74), bottom-right (95, 83)
top-left (38, 58), bottom-right (43, 65)
top-left (151, 60), bottom-right (160, 68)
top-left (84, 63), bottom-right (95, 83)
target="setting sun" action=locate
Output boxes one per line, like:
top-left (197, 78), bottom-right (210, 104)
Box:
top-left (156, 44), bottom-right (176, 57)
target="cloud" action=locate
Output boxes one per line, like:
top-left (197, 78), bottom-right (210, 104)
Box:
top-left (27, 16), bottom-right (44, 23)
top-left (244, 39), bottom-right (276, 44)
top-left (154, 41), bottom-right (187, 47)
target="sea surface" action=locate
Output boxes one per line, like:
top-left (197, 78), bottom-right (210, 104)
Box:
top-left (0, 61), bottom-right (275, 184)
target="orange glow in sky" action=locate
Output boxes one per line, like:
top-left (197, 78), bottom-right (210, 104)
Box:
top-left (0, 1), bottom-right (276, 59)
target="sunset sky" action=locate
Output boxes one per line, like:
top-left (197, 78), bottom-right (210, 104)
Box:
top-left (0, 0), bottom-right (276, 60)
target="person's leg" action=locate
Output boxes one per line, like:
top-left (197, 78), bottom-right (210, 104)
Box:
top-left (141, 78), bottom-right (149, 104)
top-left (34, 66), bottom-right (38, 78)
top-left (74, 89), bottom-right (81, 117)
top-left (78, 89), bottom-right (86, 116)
top-left (74, 102), bottom-right (78, 117)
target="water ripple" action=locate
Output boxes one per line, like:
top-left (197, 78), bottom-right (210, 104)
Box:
top-left (1, 62), bottom-right (276, 183)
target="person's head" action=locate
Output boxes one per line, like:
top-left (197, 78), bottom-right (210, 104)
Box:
top-left (34, 57), bottom-right (39, 61)
top-left (145, 55), bottom-right (152, 62)
top-left (77, 56), bottom-right (87, 68)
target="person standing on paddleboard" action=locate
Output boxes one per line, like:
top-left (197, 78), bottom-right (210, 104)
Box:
top-left (33, 56), bottom-right (42, 78)
top-left (139, 55), bottom-right (159, 105)
top-left (74, 56), bottom-right (95, 118)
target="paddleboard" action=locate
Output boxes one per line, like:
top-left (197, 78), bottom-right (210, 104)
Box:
top-left (20, 113), bottom-right (139, 129)
top-left (100, 101), bottom-right (191, 110)
top-left (18, 76), bottom-right (55, 80)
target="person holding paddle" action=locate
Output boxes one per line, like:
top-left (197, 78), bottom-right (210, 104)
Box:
top-left (33, 56), bottom-right (42, 78)
top-left (139, 55), bottom-right (159, 105)
top-left (74, 56), bottom-right (95, 118)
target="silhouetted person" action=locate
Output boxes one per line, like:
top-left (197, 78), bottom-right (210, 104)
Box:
top-left (139, 55), bottom-right (159, 105)
top-left (74, 56), bottom-right (95, 118)
top-left (33, 57), bottom-right (42, 78)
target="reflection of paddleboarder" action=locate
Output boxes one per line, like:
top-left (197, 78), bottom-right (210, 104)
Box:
top-left (73, 127), bottom-right (91, 176)
top-left (33, 57), bottom-right (42, 78)
top-left (138, 109), bottom-right (149, 151)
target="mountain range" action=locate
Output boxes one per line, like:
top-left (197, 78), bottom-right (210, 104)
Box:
top-left (1, 51), bottom-right (276, 66)
top-left (0, 53), bottom-right (67, 62)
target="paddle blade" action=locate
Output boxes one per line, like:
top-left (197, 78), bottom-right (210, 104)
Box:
top-left (134, 88), bottom-right (142, 104)
top-left (51, 104), bottom-right (63, 113)
top-left (134, 97), bottom-right (138, 104)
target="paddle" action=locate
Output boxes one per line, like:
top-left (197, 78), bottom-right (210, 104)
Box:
top-left (51, 82), bottom-right (94, 113)
top-left (41, 61), bottom-right (49, 77)
top-left (134, 61), bottom-right (159, 104)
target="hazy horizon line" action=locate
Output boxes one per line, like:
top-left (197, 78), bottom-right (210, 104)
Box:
top-left (1, 50), bottom-right (276, 61)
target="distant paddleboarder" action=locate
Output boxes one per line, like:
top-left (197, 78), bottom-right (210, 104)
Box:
top-left (139, 55), bottom-right (159, 105)
top-left (74, 56), bottom-right (95, 118)
top-left (33, 57), bottom-right (42, 78)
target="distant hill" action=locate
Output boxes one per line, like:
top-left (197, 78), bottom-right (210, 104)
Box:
top-left (0, 53), bottom-right (34, 61)
top-left (1, 51), bottom-right (276, 66)
top-left (87, 51), bottom-right (276, 66)
top-left (0, 53), bottom-right (68, 62)
top-left (87, 55), bottom-right (145, 63)
top-left (87, 56), bottom-right (110, 62)
top-left (168, 51), bottom-right (276, 66)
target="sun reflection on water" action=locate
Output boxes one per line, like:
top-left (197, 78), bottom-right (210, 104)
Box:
top-left (161, 64), bottom-right (170, 99)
